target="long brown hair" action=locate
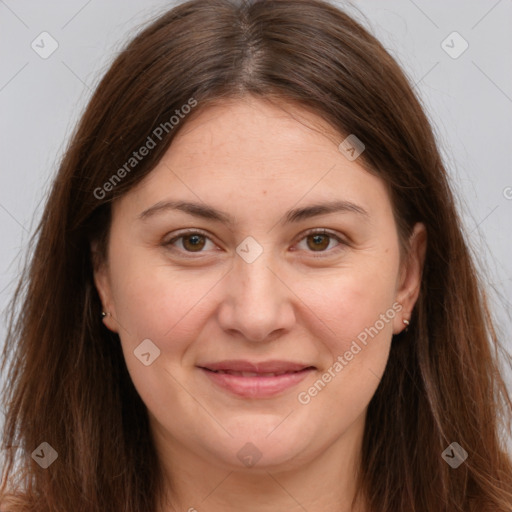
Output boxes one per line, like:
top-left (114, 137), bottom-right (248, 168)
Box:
top-left (1, 0), bottom-right (511, 510)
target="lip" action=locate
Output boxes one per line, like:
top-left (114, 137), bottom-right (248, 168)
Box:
top-left (199, 359), bottom-right (313, 373)
top-left (197, 360), bottom-right (316, 398)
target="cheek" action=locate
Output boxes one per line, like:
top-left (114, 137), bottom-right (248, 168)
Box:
top-left (108, 245), bottom-right (222, 352)
top-left (304, 256), bottom-right (399, 349)
top-left (107, 252), bottom-right (217, 415)
top-left (294, 270), bottom-right (397, 419)
top-left (294, 252), bottom-right (399, 413)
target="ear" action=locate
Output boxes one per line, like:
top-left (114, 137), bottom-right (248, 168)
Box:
top-left (91, 240), bottom-right (119, 333)
top-left (393, 222), bottom-right (427, 334)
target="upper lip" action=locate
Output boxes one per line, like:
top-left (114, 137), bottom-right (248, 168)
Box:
top-left (198, 360), bottom-right (315, 373)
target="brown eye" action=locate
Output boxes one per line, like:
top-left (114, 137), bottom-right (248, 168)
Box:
top-left (181, 234), bottom-right (206, 252)
top-left (164, 231), bottom-right (214, 254)
top-left (296, 229), bottom-right (347, 258)
top-left (306, 233), bottom-right (331, 251)
top-left (164, 228), bottom-right (346, 258)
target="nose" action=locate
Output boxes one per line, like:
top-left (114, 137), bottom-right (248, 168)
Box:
top-left (217, 248), bottom-right (296, 343)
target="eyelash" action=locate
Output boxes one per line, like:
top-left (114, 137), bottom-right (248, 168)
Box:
top-left (163, 228), bottom-right (348, 259)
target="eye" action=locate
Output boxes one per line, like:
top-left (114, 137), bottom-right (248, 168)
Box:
top-left (164, 229), bottom-right (215, 254)
top-left (295, 229), bottom-right (347, 257)
top-left (163, 228), bottom-right (347, 257)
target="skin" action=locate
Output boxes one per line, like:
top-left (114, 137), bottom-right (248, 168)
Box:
top-left (93, 95), bottom-right (426, 512)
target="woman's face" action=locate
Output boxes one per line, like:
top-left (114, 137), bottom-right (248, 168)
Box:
top-left (94, 96), bottom-right (425, 474)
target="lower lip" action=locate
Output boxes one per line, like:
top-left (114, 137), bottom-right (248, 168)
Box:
top-left (199, 367), bottom-right (315, 398)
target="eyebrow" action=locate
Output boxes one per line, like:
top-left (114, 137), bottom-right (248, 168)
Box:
top-left (138, 199), bottom-right (369, 225)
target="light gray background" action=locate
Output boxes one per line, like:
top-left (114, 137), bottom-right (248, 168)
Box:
top-left (1, 0), bottom-right (511, 447)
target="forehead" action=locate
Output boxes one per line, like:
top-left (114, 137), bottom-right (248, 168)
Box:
top-left (115, 96), bottom-right (394, 224)
top-left (166, 96), bottom-right (343, 173)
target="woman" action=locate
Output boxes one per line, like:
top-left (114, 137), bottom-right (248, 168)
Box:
top-left (1, 0), bottom-right (511, 510)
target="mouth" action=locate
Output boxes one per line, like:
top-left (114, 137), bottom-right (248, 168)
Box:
top-left (203, 369), bottom-right (308, 377)
top-left (197, 361), bottom-right (316, 398)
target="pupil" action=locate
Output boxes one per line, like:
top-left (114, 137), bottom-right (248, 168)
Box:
top-left (309, 234), bottom-right (328, 251)
top-left (184, 234), bottom-right (205, 251)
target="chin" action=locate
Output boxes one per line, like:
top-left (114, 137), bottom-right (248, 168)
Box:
top-left (202, 429), bottom-right (310, 471)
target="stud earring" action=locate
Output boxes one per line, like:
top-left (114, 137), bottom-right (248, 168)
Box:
top-left (101, 311), bottom-right (110, 318)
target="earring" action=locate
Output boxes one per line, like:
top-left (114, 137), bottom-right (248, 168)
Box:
top-left (403, 318), bottom-right (410, 332)
top-left (101, 311), bottom-right (110, 318)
